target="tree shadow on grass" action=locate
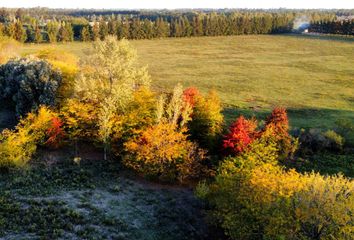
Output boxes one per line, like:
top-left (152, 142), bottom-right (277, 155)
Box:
top-left (282, 33), bottom-right (354, 43)
top-left (0, 108), bottom-right (17, 131)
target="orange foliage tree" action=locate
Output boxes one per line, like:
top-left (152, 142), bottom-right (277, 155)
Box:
top-left (263, 107), bottom-right (297, 159)
top-left (182, 87), bottom-right (200, 107)
top-left (124, 122), bottom-right (207, 182)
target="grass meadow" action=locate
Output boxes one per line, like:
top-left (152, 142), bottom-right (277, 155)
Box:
top-left (20, 34), bottom-right (354, 139)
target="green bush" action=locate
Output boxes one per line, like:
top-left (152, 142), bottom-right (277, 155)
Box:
top-left (322, 130), bottom-right (344, 151)
top-left (298, 129), bottom-right (345, 154)
top-left (0, 58), bottom-right (62, 116)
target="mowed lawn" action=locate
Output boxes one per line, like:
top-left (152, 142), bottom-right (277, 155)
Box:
top-left (20, 35), bottom-right (354, 133)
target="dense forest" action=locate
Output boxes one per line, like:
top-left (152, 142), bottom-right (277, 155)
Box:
top-left (309, 19), bottom-right (354, 35)
top-left (0, 8), bottom-right (353, 43)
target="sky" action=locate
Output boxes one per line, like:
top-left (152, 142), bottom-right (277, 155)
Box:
top-left (0, 0), bottom-right (353, 9)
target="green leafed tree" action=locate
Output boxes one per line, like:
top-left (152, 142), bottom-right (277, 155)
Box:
top-left (74, 35), bottom-right (151, 108)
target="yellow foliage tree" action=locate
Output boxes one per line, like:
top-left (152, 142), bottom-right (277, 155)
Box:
top-left (60, 99), bottom-right (99, 156)
top-left (188, 89), bottom-right (224, 151)
top-left (0, 106), bottom-right (59, 168)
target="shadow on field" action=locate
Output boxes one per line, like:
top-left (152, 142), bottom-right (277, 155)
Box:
top-left (0, 108), bottom-right (17, 131)
top-left (282, 33), bottom-right (354, 42)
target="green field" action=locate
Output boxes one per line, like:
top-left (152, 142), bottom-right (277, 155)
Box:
top-left (21, 35), bottom-right (354, 133)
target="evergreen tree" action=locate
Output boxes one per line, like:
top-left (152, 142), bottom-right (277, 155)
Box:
top-left (5, 22), bottom-right (16, 39)
top-left (26, 25), bottom-right (35, 42)
top-left (108, 19), bottom-right (117, 35)
top-left (58, 23), bottom-right (69, 42)
top-left (154, 17), bottom-right (169, 38)
top-left (15, 8), bottom-right (24, 21)
top-left (0, 23), bottom-right (4, 36)
top-left (46, 20), bottom-right (59, 43)
top-left (117, 18), bottom-right (129, 39)
top-left (182, 16), bottom-right (192, 37)
top-left (32, 25), bottom-right (41, 43)
top-left (130, 18), bottom-right (143, 39)
top-left (65, 22), bottom-right (74, 41)
top-left (14, 20), bottom-right (26, 42)
top-left (192, 15), bottom-right (204, 36)
top-left (80, 26), bottom-right (90, 41)
top-left (142, 18), bottom-right (153, 39)
top-left (0, 8), bottom-right (9, 23)
top-left (99, 20), bottom-right (108, 40)
top-left (92, 22), bottom-right (100, 41)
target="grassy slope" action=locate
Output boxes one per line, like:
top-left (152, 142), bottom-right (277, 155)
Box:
top-left (20, 35), bottom-right (354, 132)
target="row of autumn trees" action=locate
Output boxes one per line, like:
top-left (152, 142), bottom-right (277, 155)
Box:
top-left (0, 36), bottom-right (353, 239)
top-left (0, 11), bottom-right (343, 43)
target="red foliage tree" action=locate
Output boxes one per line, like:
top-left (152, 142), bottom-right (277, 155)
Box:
top-left (264, 107), bottom-right (289, 137)
top-left (183, 87), bottom-right (200, 107)
top-left (264, 107), bottom-right (296, 159)
top-left (45, 117), bottom-right (65, 148)
top-left (223, 116), bottom-right (258, 155)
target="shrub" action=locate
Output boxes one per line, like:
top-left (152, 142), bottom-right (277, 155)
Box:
top-left (182, 87), bottom-right (200, 107)
top-left (0, 58), bottom-right (62, 116)
top-left (187, 90), bottom-right (224, 152)
top-left (124, 122), bottom-right (207, 182)
top-left (155, 84), bottom-right (193, 132)
top-left (0, 127), bottom-right (36, 168)
top-left (197, 134), bottom-right (280, 239)
top-left (117, 87), bottom-right (157, 143)
top-left (336, 118), bottom-right (354, 146)
top-left (292, 173), bottom-right (354, 239)
top-left (45, 117), bottom-right (65, 149)
top-left (60, 98), bottom-right (99, 141)
top-left (198, 128), bottom-right (354, 240)
top-left (322, 130), bottom-right (344, 151)
top-left (263, 107), bottom-right (297, 159)
top-left (96, 88), bottom-right (157, 160)
top-left (222, 116), bottom-right (258, 155)
top-left (298, 129), bottom-right (345, 154)
top-left (17, 106), bottom-right (62, 147)
top-left (0, 106), bottom-right (60, 168)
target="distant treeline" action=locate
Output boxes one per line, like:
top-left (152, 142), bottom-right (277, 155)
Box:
top-left (309, 19), bottom-right (354, 35)
top-left (0, 7), bottom-right (352, 43)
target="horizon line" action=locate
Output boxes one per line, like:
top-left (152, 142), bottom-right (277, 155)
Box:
top-left (1, 6), bottom-right (354, 10)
